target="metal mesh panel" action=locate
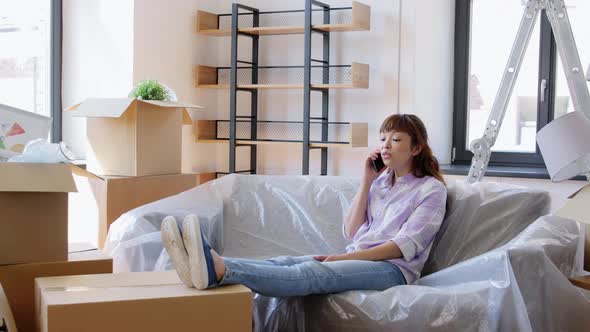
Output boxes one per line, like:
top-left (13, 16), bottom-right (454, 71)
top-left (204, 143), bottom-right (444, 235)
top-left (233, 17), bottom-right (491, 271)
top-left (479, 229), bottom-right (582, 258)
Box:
top-left (218, 8), bottom-right (353, 29)
top-left (217, 66), bottom-right (351, 85)
top-left (216, 120), bottom-right (352, 143)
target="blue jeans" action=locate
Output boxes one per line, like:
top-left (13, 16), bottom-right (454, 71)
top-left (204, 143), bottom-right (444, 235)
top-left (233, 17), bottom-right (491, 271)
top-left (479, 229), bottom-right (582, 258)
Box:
top-left (218, 255), bottom-right (407, 297)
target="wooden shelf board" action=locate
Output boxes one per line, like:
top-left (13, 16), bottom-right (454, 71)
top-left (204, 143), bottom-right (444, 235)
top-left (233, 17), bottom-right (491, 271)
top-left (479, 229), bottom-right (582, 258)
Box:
top-left (195, 139), bottom-right (355, 148)
top-left (198, 23), bottom-right (368, 36)
top-left (195, 63), bottom-right (369, 89)
top-left (194, 120), bottom-right (368, 148)
top-left (196, 83), bottom-right (361, 90)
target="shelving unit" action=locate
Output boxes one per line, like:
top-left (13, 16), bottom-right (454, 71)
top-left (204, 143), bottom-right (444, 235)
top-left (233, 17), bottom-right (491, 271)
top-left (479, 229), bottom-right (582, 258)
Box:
top-left (195, 0), bottom-right (371, 176)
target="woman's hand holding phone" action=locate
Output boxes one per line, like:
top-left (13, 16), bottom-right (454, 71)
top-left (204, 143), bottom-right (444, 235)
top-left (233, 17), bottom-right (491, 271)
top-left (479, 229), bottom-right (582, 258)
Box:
top-left (364, 148), bottom-right (386, 186)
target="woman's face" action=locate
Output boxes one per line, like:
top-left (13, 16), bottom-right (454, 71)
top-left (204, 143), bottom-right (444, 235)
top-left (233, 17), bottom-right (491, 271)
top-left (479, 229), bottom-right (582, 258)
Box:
top-left (379, 131), bottom-right (420, 171)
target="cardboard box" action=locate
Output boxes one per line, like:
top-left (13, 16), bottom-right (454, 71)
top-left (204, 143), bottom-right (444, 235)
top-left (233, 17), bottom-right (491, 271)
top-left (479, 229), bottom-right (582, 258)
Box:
top-left (0, 284), bottom-right (17, 332)
top-left (67, 98), bottom-right (203, 177)
top-left (555, 184), bottom-right (590, 270)
top-left (0, 163), bottom-right (77, 265)
top-left (36, 271), bottom-right (252, 332)
top-left (0, 247), bottom-right (112, 332)
top-left (71, 166), bottom-right (206, 248)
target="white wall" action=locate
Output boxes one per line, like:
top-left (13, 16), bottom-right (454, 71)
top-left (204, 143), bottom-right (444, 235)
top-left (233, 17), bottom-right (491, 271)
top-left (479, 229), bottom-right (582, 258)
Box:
top-left (62, 0), bottom-right (135, 246)
top-left (62, 0), bottom-right (135, 159)
top-left (410, 0), bottom-right (455, 164)
top-left (131, 0), bottom-right (222, 173)
top-left (62, 0), bottom-right (456, 175)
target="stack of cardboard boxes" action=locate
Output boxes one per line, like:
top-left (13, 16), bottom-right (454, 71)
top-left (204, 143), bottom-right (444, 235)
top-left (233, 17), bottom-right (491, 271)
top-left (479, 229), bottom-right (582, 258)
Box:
top-left (67, 98), bottom-right (216, 248)
top-left (0, 163), bottom-right (113, 331)
top-left (0, 98), bottom-right (252, 331)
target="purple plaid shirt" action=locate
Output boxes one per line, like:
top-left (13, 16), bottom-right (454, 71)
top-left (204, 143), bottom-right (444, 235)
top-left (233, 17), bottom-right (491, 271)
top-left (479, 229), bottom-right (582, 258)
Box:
top-left (344, 170), bottom-right (447, 284)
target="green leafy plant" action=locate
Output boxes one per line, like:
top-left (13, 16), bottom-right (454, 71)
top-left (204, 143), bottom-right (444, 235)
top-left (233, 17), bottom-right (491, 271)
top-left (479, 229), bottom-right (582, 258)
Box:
top-left (129, 80), bottom-right (170, 101)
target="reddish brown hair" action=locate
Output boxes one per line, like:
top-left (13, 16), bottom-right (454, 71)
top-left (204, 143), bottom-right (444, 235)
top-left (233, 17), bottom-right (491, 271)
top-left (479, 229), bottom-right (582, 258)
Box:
top-left (379, 114), bottom-right (446, 186)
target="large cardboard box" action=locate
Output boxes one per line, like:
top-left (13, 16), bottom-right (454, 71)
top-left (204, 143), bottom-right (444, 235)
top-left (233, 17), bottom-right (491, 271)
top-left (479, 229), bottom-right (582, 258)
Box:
top-left (71, 167), bottom-right (207, 248)
top-left (0, 247), bottom-right (112, 332)
top-left (67, 98), bottom-right (202, 177)
top-left (36, 271), bottom-right (252, 332)
top-left (0, 284), bottom-right (17, 332)
top-left (0, 163), bottom-right (77, 265)
top-left (555, 184), bottom-right (590, 270)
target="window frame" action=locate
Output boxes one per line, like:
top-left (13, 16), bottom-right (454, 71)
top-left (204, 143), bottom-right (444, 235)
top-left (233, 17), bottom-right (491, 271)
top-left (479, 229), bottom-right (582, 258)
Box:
top-left (50, 0), bottom-right (63, 143)
top-left (452, 0), bottom-right (558, 168)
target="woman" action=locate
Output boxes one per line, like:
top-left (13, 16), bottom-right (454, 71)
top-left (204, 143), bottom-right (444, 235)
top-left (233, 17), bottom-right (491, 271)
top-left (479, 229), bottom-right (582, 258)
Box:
top-left (161, 114), bottom-right (447, 297)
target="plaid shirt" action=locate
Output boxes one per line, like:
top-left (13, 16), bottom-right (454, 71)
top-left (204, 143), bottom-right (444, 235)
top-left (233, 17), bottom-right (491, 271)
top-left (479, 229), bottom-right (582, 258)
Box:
top-left (345, 169), bottom-right (447, 284)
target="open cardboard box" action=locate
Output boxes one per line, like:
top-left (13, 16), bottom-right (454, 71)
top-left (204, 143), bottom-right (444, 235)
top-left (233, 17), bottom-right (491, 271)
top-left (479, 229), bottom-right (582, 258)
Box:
top-left (66, 98), bottom-right (203, 177)
top-left (0, 163), bottom-right (77, 265)
top-left (555, 184), bottom-right (590, 270)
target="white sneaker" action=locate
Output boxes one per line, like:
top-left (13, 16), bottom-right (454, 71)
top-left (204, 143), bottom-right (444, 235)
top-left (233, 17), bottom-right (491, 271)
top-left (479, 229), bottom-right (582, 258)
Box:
top-left (160, 216), bottom-right (193, 287)
top-left (182, 215), bottom-right (211, 290)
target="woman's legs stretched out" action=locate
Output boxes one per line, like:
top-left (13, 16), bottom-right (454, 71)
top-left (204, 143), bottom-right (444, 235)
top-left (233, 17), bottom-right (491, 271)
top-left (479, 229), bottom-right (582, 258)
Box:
top-left (162, 215), bottom-right (406, 296)
top-left (219, 256), bottom-right (406, 297)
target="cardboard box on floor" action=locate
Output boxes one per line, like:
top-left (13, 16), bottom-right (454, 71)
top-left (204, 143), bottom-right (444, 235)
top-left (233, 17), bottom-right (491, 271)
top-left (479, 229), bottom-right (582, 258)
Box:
top-left (67, 98), bottom-right (203, 177)
top-left (554, 184), bottom-right (590, 270)
top-left (0, 246), bottom-right (112, 332)
top-left (35, 271), bottom-right (252, 332)
top-left (0, 284), bottom-right (17, 332)
top-left (70, 166), bottom-right (211, 248)
top-left (0, 163), bottom-right (77, 265)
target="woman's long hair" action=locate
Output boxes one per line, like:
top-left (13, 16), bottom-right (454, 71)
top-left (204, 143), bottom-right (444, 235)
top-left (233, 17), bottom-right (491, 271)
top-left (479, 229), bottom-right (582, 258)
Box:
top-left (379, 114), bottom-right (446, 186)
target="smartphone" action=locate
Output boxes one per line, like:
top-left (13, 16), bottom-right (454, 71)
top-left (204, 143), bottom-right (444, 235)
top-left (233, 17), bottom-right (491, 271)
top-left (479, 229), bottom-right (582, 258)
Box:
top-left (372, 153), bottom-right (385, 172)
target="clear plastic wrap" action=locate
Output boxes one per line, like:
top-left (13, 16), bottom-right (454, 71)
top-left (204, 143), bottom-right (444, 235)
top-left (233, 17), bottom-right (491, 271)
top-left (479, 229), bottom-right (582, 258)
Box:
top-left (104, 175), bottom-right (590, 331)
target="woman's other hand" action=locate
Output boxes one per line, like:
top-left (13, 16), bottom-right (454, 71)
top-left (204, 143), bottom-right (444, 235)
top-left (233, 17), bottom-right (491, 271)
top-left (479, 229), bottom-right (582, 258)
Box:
top-left (313, 255), bottom-right (347, 262)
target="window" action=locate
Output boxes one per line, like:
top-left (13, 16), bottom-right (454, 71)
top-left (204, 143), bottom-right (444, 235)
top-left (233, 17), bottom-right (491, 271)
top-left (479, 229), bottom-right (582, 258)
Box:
top-left (0, 0), bottom-right (61, 141)
top-left (453, 0), bottom-right (589, 168)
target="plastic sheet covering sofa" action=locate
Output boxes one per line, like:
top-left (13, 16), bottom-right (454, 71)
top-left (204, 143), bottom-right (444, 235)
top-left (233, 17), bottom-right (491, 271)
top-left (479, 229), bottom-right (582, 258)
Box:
top-left (104, 174), bottom-right (590, 331)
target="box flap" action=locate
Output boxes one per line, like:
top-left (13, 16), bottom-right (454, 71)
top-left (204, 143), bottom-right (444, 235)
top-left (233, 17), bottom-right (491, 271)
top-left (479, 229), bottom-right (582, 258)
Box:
top-left (71, 164), bottom-right (105, 181)
top-left (138, 100), bottom-right (203, 125)
top-left (138, 100), bottom-right (204, 109)
top-left (67, 98), bottom-right (136, 118)
top-left (0, 163), bottom-right (78, 192)
top-left (555, 184), bottom-right (590, 225)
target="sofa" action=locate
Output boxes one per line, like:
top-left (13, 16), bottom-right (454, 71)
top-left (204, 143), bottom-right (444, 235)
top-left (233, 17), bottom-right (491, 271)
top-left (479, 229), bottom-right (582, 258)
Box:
top-left (104, 174), bottom-right (590, 331)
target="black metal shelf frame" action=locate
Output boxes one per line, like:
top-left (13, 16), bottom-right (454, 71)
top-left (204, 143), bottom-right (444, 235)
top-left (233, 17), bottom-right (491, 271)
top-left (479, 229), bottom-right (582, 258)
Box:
top-left (230, 3), bottom-right (259, 175)
top-left (227, 0), bottom-right (334, 176)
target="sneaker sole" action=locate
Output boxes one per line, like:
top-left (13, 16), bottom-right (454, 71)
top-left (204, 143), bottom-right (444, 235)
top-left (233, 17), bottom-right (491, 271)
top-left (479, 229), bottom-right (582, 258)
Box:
top-left (183, 215), bottom-right (209, 290)
top-left (161, 216), bottom-right (193, 287)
